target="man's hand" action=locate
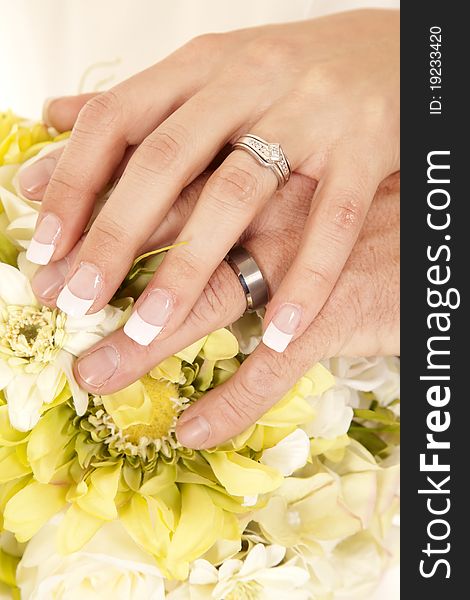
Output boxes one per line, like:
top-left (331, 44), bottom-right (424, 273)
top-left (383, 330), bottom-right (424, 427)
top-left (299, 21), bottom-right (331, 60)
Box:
top-left (31, 172), bottom-right (399, 448)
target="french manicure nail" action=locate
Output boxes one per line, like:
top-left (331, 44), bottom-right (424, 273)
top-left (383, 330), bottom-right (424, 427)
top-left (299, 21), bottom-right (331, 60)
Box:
top-left (18, 155), bottom-right (56, 197)
top-left (262, 303), bottom-right (302, 353)
top-left (26, 213), bottom-right (62, 265)
top-left (123, 288), bottom-right (174, 346)
top-left (56, 262), bottom-right (102, 317)
top-left (31, 258), bottom-right (69, 300)
top-left (176, 416), bottom-right (211, 448)
top-left (76, 345), bottom-right (120, 388)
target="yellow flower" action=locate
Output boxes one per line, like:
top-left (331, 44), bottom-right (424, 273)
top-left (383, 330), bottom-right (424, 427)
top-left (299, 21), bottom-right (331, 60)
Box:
top-left (0, 113), bottom-right (69, 263)
top-left (0, 110), bottom-right (68, 166)
top-left (0, 328), bottom-right (335, 581)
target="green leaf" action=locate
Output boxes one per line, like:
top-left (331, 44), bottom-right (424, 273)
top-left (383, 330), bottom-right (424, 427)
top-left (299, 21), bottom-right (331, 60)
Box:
top-left (353, 407), bottom-right (399, 426)
top-left (0, 548), bottom-right (19, 588)
top-left (348, 427), bottom-right (388, 456)
top-left (0, 228), bottom-right (17, 266)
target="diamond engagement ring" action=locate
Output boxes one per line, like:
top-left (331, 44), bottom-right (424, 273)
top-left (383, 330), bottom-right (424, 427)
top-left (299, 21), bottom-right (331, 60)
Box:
top-left (232, 134), bottom-right (291, 188)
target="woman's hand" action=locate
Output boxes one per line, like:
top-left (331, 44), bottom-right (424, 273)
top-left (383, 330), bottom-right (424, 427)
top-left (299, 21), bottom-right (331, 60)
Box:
top-left (30, 171), bottom-right (400, 448)
top-left (24, 9), bottom-right (399, 356)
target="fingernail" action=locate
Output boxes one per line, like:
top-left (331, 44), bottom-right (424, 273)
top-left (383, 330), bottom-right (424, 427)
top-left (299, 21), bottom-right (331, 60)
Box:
top-left (42, 97), bottom-right (57, 124)
top-left (31, 258), bottom-right (69, 300)
top-left (262, 303), bottom-right (302, 353)
top-left (177, 416), bottom-right (211, 448)
top-left (56, 262), bottom-right (102, 317)
top-left (18, 155), bottom-right (56, 197)
top-left (123, 288), bottom-right (174, 346)
top-left (26, 213), bottom-right (62, 265)
top-left (76, 345), bottom-right (119, 388)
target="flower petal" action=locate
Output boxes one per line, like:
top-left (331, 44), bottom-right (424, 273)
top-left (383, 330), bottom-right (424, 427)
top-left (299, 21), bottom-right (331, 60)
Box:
top-left (4, 482), bottom-right (67, 542)
top-left (102, 380), bottom-right (153, 429)
top-left (203, 451), bottom-right (283, 496)
top-left (261, 429), bottom-right (310, 476)
top-left (188, 560), bottom-right (219, 585)
top-left (0, 361), bottom-right (13, 390)
top-left (167, 484), bottom-right (225, 580)
top-left (0, 263), bottom-right (36, 305)
top-left (6, 374), bottom-right (43, 431)
top-left (200, 328), bottom-right (239, 361)
top-left (56, 351), bottom-right (88, 416)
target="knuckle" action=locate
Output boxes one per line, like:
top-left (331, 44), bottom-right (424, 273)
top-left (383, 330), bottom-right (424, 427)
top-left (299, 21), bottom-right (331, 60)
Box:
top-left (218, 385), bottom-right (255, 428)
top-left (301, 65), bottom-right (342, 97)
top-left (167, 248), bottom-right (198, 281)
top-left (238, 355), bottom-right (281, 403)
top-left (243, 36), bottom-right (296, 72)
top-left (331, 191), bottom-right (365, 232)
top-left (299, 261), bottom-right (335, 291)
top-left (76, 90), bottom-right (122, 133)
top-left (133, 125), bottom-right (188, 176)
top-left (205, 165), bottom-right (259, 215)
top-left (187, 263), bottom-right (243, 327)
top-left (184, 32), bottom-right (221, 53)
top-left (46, 170), bottom-right (81, 202)
top-left (89, 218), bottom-right (131, 260)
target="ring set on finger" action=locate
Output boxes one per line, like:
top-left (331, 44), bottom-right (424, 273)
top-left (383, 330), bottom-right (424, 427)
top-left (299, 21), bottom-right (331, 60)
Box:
top-left (226, 134), bottom-right (291, 312)
top-left (233, 134), bottom-right (291, 189)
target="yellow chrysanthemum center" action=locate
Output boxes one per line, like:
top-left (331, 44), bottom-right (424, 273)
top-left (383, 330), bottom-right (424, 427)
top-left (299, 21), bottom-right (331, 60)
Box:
top-left (123, 376), bottom-right (179, 443)
top-left (0, 304), bottom-right (66, 364)
top-left (226, 581), bottom-right (263, 600)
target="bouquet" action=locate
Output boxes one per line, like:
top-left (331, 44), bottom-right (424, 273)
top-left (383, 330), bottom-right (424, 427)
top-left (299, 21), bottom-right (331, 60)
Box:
top-left (0, 111), bottom-right (400, 599)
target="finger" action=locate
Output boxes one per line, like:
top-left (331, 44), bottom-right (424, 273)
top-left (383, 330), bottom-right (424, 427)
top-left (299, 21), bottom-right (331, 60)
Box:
top-left (30, 173), bottom-right (209, 305)
top-left (27, 44), bottom-right (216, 267)
top-left (53, 81), bottom-right (264, 318)
top-left (261, 156), bottom-right (380, 353)
top-left (17, 145), bottom-right (65, 201)
top-left (43, 93), bottom-right (97, 131)
top-left (71, 178), bottom-right (305, 394)
top-left (175, 184), bottom-right (400, 449)
top-left (175, 316), bottom-right (332, 449)
top-left (74, 260), bottom-right (247, 393)
top-left (122, 149), bottom-right (278, 346)
top-left (120, 103), bottom-right (312, 347)
top-left (31, 238), bottom-right (84, 303)
top-left (19, 142), bottom-right (138, 204)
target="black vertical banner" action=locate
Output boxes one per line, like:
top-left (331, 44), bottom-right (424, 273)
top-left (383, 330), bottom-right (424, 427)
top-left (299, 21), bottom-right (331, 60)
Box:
top-left (401, 2), bottom-right (466, 596)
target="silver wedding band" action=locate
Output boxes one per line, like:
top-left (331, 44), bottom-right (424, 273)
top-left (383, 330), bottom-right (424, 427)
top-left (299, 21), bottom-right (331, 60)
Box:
top-left (232, 134), bottom-right (291, 188)
top-left (225, 246), bottom-right (269, 311)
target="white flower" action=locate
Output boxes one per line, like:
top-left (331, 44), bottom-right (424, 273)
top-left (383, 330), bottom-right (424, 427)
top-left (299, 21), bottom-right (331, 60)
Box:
top-left (329, 529), bottom-right (399, 599)
top-left (303, 387), bottom-right (354, 439)
top-left (16, 517), bottom-right (166, 600)
top-left (261, 429), bottom-right (310, 476)
top-left (228, 311), bottom-right (263, 354)
top-left (0, 263), bottom-right (124, 431)
top-left (239, 429), bottom-right (311, 507)
top-left (0, 142), bottom-right (66, 250)
top-left (323, 356), bottom-right (400, 408)
top-left (186, 544), bottom-right (310, 600)
top-left (0, 140), bottom-right (111, 251)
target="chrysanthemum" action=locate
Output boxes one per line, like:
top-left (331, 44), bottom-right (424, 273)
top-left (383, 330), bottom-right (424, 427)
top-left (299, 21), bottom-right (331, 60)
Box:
top-left (0, 327), bottom-right (333, 580)
top-left (0, 262), bottom-right (125, 430)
